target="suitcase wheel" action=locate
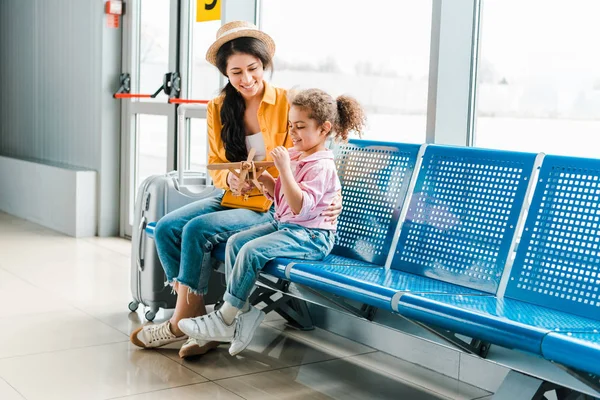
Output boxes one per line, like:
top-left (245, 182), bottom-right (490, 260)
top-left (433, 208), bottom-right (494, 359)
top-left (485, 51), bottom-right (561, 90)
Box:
top-left (128, 301), bottom-right (139, 312)
top-left (145, 310), bottom-right (157, 321)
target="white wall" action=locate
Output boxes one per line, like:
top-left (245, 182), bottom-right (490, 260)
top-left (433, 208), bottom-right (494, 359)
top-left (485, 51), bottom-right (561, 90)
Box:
top-left (0, 156), bottom-right (97, 237)
top-left (0, 0), bottom-right (122, 236)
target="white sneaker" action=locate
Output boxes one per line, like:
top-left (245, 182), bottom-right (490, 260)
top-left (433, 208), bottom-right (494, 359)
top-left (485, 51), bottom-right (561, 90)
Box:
top-left (229, 306), bottom-right (265, 356)
top-left (178, 311), bottom-right (235, 342)
top-left (178, 337), bottom-right (220, 359)
top-left (130, 321), bottom-right (185, 349)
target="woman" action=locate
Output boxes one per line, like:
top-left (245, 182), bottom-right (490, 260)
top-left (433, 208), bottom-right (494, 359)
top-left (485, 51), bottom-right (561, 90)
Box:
top-left (130, 21), bottom-right (342, 358)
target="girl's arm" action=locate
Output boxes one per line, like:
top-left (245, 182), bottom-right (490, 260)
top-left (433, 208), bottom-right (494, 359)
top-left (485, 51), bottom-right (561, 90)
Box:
top-left (271, 146), bottom-right (304, 214)
top-left (258, 170), bottom-right (277, 198)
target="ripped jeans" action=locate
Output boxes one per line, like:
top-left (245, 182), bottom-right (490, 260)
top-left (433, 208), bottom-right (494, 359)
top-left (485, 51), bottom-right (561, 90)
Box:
top-left (154, 194), bottom-right (275, 295)
top-left (223, 221), bottom-right (335, 309)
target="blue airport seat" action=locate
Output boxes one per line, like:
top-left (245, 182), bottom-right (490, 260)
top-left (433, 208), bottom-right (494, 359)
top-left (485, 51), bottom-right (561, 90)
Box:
top-left (541, 332), bottom-right (600, 377)
top-left (390, 145), bottom-right (538, 293)
top-left (328, 140), bottom-right (422, 265)
top-left (504, 155), bottom-right (600, 322)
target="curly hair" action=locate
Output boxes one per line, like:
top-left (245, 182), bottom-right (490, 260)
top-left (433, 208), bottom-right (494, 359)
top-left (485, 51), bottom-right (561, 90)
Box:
top-left (215, 37), bottom-right (273, 162)
top-left (288, 89), bottom-right (365, 142)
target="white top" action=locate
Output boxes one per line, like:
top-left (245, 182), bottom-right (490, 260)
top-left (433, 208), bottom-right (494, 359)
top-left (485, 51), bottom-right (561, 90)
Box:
top-left (245, 132), bottom-right (267, 161)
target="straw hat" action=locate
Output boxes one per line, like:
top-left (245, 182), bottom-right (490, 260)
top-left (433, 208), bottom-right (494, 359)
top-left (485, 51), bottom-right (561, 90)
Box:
top-left (205, 21), bottom-right (276, 66)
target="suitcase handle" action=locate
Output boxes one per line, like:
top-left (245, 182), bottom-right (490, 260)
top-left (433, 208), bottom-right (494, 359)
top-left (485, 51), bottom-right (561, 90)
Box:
top-left (137, 216), bottom-right (146, 271)
top-left (177, 104), bottom-right (211, 188)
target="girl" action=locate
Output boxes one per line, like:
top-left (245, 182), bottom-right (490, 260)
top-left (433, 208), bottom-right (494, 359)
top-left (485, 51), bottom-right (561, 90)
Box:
top-left (178, 89), bottom-right (366, 356)
top-left (130, 21), bottom-right (343, 359)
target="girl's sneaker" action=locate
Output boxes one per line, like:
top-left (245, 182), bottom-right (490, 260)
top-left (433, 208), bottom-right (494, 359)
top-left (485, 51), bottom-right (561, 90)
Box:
top-left (229, 306), bottom-right (265, 356)
top-left (178, 337), bottom-right (220, 359)
top-left (178, 311), bottom-right (236, 342)
top-left (130, 321), bottom-right (185, 349)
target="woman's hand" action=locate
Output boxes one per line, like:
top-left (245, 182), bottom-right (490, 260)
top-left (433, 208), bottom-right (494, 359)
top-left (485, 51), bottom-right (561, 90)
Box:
top-left (227, 171), bottom-right (252, 195)
top-left (322, 190), bottom-right (343, 223)
top-left (271, 146), bottom-right (291, 172)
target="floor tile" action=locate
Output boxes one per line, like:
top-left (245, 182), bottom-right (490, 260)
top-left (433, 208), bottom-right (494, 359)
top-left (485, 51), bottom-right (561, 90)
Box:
top-left (0, 269), bottom-right (73, 317)
top-left (106, 382), bottom-right (243, 400)
top-left (0, 309), bottom-right (127, 359)
top-left (217, 357), bottom-right (448, 400)
top-left (350, 352), bottom-right (490, 400)
top-left (0, 212), bottom-right (64, 238)
top-left (83, 301), bottom-right (174, 337)
top-left (158, 324), bottom-right (343, 381)
top-left (0, 342), bottom-right (206, 400)
top-left (4, 258), bottom-right (132, 308)
top-left (0, 378), bottom-right (25, 400)
top-left (83, 236), bottom-right (132, 258)
top-left (266, 319), bottom-right (375, 358)
top-left (1, 235), bottom-right (129, 272)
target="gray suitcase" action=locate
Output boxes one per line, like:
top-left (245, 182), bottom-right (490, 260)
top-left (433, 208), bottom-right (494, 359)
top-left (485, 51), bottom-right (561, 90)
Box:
top-left (129, 105), bottom-right (225, 321)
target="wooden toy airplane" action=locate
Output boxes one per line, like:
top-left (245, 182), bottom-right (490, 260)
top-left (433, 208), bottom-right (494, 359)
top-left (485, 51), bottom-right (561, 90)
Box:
top-left (207, 148), bottom-right (274, 195)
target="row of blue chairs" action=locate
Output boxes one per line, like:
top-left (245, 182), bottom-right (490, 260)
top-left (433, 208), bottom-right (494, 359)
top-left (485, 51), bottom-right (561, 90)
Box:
top-left (148, 139), bottom-right (600, 381)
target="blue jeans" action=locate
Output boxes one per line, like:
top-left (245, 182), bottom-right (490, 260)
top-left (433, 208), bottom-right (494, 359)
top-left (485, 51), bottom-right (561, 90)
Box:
top-left (223, 221), bottom-right (335, 309)
top-left (154, 194), bottom-right (276, 294)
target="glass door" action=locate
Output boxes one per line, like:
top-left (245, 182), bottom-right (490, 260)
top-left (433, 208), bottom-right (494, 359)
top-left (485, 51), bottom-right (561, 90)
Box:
top-left (120, 0), bottom-right (180, 237)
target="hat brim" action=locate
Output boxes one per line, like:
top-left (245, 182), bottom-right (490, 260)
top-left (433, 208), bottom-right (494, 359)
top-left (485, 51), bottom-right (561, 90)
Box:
top-left (206, 29), bottom-right (276, 67)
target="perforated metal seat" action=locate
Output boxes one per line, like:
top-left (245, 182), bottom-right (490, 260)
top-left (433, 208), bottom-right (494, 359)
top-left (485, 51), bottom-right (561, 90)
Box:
top-left (391, 145), bottom-right (538, 293)
top-left (328, 140), bottom-right (421, 265)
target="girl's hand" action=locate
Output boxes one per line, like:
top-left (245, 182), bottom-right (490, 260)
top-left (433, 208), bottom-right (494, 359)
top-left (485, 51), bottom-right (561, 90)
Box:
top-left (322, 190), bottom-right (343, 223)
top-left (271, 146), bottom-right (291, 172)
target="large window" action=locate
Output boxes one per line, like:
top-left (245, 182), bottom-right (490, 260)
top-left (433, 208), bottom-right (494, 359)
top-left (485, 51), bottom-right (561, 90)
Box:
top-left (190, 18), bottom-right (221, 100)
top-left (475, 1), bottom-right (600, 157)
top-left (260, 0), bottom-right (432, 143)
top-left (139, 0), bottom-right (171, 102)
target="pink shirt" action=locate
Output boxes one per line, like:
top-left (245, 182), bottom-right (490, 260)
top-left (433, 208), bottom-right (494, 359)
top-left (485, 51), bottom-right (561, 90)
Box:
top-left (267, 149), bottom-right (341, 231)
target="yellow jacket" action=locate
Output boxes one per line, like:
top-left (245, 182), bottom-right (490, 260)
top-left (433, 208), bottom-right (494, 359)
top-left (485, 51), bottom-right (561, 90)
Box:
top-left (207, 82), bottom-right (292, 189)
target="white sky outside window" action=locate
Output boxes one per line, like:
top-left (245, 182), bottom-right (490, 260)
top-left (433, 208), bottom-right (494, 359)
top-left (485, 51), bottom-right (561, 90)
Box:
top-left (260, 0), bottom-right (432, 144)
top-left (475, 1), bottom-right (600, 157)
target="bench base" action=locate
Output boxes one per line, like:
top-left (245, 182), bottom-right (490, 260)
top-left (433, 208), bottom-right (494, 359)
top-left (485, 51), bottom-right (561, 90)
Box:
top-left (493, 370), bottom-right (597, 400)
top-left (251, 277), bottom-right (314, 331)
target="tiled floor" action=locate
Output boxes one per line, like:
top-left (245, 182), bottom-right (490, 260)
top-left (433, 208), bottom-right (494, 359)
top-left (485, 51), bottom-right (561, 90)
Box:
top-left (0, 212), bottom-right (492, 400)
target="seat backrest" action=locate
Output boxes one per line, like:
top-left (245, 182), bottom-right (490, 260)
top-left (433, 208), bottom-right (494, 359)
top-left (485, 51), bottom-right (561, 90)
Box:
top-left (505, 155), bottom-right (600, 321)
top-left (331, 140), bottom-right (421, 265)
top-left (390, 145), bottom-right (537, 293)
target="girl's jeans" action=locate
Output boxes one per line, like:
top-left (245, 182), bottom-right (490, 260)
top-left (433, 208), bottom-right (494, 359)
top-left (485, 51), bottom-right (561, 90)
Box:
top-left (154, 195), bottom-right (275, 295)
top-left (223, 220), bottom-right (335, 309)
